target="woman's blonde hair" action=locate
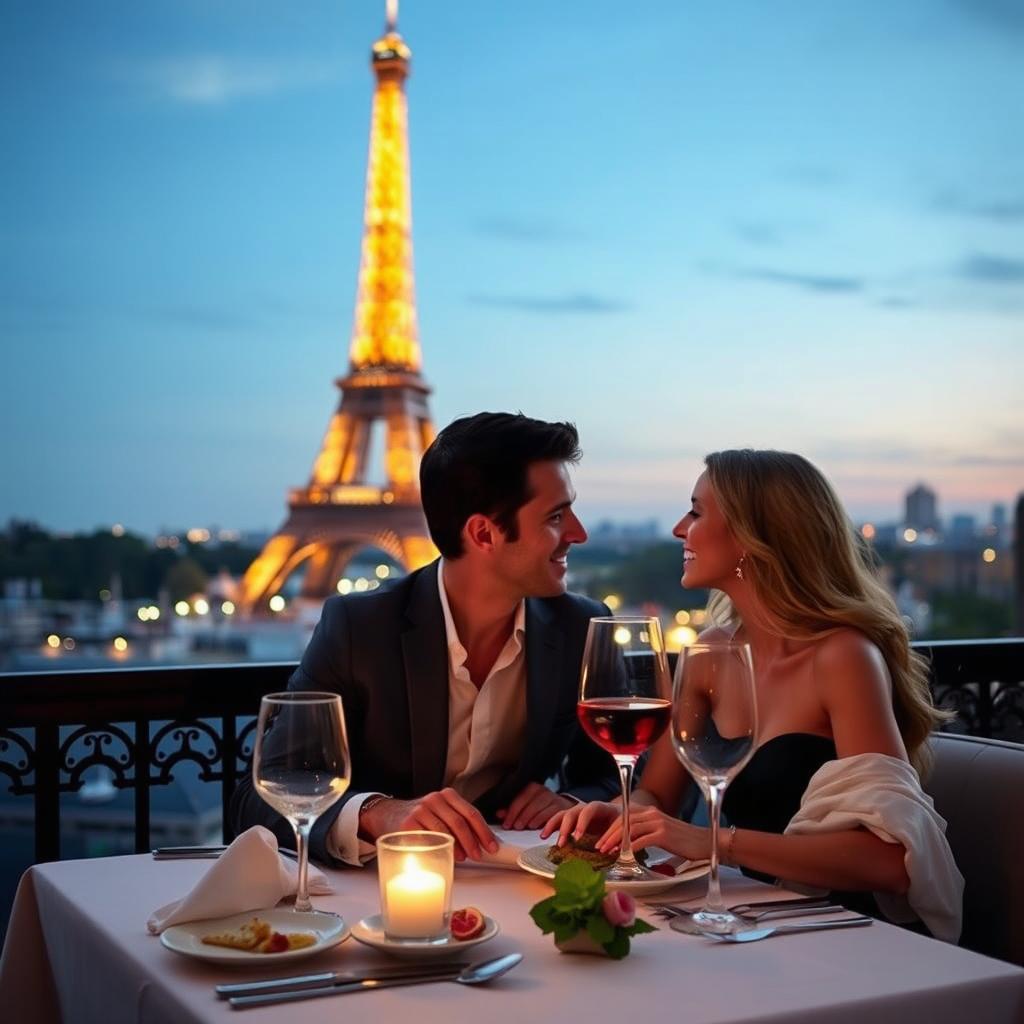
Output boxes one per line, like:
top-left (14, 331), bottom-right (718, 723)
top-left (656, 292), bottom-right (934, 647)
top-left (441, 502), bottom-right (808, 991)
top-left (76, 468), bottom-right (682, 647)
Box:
top-left (703, 449), bottom-right (948, 776)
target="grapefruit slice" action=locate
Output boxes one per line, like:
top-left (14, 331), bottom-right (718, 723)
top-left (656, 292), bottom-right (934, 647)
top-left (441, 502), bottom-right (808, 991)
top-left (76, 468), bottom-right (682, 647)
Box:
top-left (450, 906), bottom-right (486, 940)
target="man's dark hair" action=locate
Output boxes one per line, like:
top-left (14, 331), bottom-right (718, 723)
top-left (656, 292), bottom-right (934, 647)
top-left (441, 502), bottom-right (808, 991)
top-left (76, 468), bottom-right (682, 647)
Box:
top-left (420, 412), bottom-right (581, 559)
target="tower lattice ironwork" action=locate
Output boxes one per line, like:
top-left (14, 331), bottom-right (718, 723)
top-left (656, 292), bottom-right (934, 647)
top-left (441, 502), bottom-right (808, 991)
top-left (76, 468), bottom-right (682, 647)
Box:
top-left (240, 2), bottom-right (437, 612)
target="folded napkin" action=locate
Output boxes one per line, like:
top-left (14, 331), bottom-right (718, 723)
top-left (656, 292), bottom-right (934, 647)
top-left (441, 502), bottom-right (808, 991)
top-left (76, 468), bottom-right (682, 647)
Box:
top-left (147, 826), bottom-right (334, 934)
top-left (455, 828), bottom-right (539, 870)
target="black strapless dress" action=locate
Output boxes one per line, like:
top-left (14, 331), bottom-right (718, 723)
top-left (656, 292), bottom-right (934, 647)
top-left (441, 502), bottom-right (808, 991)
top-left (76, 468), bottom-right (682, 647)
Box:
top-left (722, 733), bottom-right (881, 919)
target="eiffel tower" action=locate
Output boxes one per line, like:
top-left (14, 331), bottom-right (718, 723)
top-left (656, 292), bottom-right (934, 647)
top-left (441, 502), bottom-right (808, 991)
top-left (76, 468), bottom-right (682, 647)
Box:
top-left (239, 1), bottom-right (437, 613)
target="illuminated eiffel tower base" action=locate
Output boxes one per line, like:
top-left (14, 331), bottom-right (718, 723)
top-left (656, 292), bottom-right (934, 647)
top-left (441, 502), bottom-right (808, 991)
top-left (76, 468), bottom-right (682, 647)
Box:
top-left (239, 6), bottom-right (437, 612)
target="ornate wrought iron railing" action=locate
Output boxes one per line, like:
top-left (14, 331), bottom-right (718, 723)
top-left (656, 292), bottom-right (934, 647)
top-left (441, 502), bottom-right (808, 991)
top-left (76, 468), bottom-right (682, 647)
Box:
top-left (1, 639), bottom-right (1022, 864)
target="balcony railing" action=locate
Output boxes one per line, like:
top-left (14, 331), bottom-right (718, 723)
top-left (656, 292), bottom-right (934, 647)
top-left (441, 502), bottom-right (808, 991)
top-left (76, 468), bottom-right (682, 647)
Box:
top-left (1, 639), bottom-right (1022, 865)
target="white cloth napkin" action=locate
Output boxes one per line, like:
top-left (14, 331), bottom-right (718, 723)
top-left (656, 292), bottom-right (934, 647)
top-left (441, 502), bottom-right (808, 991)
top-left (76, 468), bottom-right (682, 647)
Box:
top-left (785, 753), bottom-right (964, 943)
top-left (457, 828), bottom-right (541, 870)
top-left (147, 826), bottom-right (334, 934)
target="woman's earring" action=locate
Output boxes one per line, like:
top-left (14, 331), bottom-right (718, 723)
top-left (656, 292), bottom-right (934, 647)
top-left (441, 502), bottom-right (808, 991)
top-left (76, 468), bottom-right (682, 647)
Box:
top-left (735, 556), bottom-right (746, 581)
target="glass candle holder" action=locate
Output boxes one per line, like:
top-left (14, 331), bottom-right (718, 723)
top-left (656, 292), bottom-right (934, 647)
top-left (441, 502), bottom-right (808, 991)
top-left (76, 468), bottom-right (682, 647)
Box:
top-left (376, 831), bottom-right (454, 942)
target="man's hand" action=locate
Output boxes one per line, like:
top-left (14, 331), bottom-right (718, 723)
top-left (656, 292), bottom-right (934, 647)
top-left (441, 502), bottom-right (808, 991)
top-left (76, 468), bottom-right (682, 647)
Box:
top-left (497, 783), bottom-right (575, 831)
top-left (359, 789), bottom-right (499, 862)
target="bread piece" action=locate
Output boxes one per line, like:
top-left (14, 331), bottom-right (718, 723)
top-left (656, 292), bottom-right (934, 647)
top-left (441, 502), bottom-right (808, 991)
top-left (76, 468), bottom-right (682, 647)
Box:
top-left (546, 833), bottom-right (618, 870)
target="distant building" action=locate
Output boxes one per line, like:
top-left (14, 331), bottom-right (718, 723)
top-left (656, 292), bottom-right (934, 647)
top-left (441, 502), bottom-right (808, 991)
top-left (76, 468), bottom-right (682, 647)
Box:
top-left (992, 504), bottom-right (1007, 546)
top-left (1015, 495), bottom-right (1024, 634)
top-left (905, 484), bottom-right (939, 532)
top-left (950, 514), bottom-right (977, 549)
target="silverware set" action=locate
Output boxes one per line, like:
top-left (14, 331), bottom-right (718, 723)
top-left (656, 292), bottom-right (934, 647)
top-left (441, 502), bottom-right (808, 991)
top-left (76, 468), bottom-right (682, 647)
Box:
top-left (644, 894), bottom-right (874, 941)
top-left (216, 952), bottom-right (523, 1009)
top-left (646, 894), bottom-right (836, 923)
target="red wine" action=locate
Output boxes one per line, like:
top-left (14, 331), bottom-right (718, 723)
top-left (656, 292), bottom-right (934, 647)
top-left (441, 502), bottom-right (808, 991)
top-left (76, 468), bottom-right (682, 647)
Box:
top-left (577, 698), bottom-right (671, 757)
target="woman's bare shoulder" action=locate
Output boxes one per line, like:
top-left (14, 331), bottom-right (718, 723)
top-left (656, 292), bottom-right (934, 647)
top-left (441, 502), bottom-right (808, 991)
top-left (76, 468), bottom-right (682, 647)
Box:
top-left (813, 628), bottom-right (892, 698)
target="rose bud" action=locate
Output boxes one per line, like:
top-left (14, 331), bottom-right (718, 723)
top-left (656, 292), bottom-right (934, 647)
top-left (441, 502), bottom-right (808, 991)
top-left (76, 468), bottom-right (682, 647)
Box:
top-left (602, 890), bottom-right (636, 928)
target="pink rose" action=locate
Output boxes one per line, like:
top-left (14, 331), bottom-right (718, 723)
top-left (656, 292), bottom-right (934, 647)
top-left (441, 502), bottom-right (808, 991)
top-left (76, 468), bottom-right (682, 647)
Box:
top-left (602, 890), bottom-right (636, 928)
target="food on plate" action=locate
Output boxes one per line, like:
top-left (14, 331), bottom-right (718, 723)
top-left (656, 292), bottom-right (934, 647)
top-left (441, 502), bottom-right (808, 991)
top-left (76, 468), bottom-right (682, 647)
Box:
top-left (546, 833), bottom-right (648, 870)
top-left (201, 916), bottom-right (317, 953)
top-left (201, 917), bottom-right (271, 950)
top-left (649, 861), bottom-right (678, 877)
top-left (257, 931), bottom-right (318, 953)
top-left (450, 906), bottom-right (486, 940)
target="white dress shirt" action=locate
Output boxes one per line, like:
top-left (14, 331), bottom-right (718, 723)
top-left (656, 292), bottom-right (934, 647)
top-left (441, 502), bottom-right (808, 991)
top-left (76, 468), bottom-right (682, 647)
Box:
top-left (328, 561), bottom-right (528, 865)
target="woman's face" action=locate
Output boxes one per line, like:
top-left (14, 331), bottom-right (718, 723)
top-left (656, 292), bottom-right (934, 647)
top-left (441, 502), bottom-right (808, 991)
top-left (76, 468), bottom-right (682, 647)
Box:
top-left (672, 471), bottom-right (745, 589)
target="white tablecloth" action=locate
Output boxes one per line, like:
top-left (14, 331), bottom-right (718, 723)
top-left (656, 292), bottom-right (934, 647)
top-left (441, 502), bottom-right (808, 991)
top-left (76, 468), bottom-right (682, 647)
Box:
top-left (3, 847), bottom-right (1023, 1024)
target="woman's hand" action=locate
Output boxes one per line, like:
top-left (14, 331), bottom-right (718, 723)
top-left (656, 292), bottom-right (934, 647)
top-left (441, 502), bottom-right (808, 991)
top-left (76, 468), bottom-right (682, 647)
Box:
top-left (539, 800), bottom-right (620, 846)
top-left (595, 805), bottom-right (713, 862)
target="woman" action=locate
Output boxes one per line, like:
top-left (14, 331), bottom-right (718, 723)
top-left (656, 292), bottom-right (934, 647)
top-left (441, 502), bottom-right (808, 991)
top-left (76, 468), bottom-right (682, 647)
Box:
top-left (543, 449), bottom-right (961, 935)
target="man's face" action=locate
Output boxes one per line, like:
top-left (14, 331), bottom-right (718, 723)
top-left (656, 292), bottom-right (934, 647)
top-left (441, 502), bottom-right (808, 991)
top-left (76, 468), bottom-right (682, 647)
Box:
top-left (492, 460), bottom-right (587, 598)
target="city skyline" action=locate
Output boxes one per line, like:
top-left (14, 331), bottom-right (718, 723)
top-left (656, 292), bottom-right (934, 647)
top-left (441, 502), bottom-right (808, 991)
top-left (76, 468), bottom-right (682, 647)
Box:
top-left (2, 1), bottom-right (1022, 536)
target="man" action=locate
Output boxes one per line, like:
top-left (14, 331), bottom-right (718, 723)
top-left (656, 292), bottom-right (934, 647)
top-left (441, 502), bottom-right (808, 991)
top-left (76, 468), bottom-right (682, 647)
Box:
top-left (230, 412), bottom-right (614, 865)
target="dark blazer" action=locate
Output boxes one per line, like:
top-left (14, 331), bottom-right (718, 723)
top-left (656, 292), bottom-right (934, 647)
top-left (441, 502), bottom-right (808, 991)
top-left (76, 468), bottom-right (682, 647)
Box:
top-left (228, 560), bottom-right (617, 862)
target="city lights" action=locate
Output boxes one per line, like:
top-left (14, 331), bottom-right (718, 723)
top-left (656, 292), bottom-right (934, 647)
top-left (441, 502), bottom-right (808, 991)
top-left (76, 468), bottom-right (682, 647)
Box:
top-left (269, 595), bottom-right (286, 612)
top-left (337, 579), bottom-right (354, 595)
top-left (603, 594), bottom-right (622, 611)
top-left (46, 634), bottom-right (60, 649)
top-left (613, 626), bottom-right (632, 645)
top-left (982, 548), bottom-right (996, 563)
top-left (221, 600), bottom-right (236, 615)
top-left (668, 625), bottom-right (698, 650)
top-left (62, 637), bottom-right (75, 651)
top-left (861, 523), bottom-right (876, 540)
top-left (112, 637), bottom-right (128, 653)
top-left (376, 564), bottom-right (391, 579)
top-left (903, 528), bottom-right (918, 543)
top-left (174, 601), bottom-right (190, 617)
top-left (111, 524), bottom-right (125, 537)
top-left (354, 578), bottom-right (369, 592)
top-left (193, 598), bottom-right (210, 615)
top-left (675, 610), bottom-right (691, 625)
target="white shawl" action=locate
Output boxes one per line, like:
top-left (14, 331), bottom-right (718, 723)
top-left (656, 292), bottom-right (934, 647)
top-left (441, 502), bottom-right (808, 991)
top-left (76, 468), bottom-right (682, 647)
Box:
top-left (784, 752), bottom-right (964, 943)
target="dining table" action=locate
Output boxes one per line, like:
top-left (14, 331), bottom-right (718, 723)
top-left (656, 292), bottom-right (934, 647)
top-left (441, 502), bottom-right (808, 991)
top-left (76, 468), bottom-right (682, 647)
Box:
top-left (3, 833), bottom-right (1023, 1024)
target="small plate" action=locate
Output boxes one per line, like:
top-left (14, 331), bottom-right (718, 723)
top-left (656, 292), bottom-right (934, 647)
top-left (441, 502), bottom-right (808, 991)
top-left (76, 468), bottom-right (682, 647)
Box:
top-left (351, 914), bottom-right (499, 958)
top-left (160, 909), bottom-right (349, 966)
top-left (518, 845), bottom-right (709, 895)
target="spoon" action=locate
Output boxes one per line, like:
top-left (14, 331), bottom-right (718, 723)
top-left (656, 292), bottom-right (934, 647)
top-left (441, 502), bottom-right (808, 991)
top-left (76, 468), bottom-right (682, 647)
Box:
top-left (682, 915), bottom-right (873, 943)
top-left (228, 952), bottom-right (524, 1009)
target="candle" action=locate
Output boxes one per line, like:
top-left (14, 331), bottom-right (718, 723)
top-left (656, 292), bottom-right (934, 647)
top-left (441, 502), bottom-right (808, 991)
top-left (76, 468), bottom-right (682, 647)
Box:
top-left (385, 857), bottom-right (447, 938)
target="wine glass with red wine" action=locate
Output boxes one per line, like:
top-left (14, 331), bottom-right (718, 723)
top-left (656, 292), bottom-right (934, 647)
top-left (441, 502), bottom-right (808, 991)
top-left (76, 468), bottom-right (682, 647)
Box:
top-left (577, 616), bottom-right (672, 881)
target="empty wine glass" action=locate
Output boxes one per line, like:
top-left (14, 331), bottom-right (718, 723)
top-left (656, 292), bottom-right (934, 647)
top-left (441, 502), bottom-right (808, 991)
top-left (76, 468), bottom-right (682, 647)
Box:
top-left (253, 692), bottom-right (351, 912)
top-left (577, 616), bottom-right (672, 881)
top-left (670, 641), bottom-right (757, 934)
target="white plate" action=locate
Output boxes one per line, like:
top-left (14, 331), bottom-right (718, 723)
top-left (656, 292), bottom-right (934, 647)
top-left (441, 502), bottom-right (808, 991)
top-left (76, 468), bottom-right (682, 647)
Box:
top-left (160, 909), bottom-right (349, 966)
top-left (351, 913), bottom-right (499, 959)
top-left (517, 844), bottom-right (709, 895)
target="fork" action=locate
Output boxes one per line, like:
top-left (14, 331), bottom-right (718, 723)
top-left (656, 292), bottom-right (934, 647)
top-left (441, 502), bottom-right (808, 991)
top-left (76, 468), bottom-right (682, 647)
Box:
top-left (652, 901), bottom-right (845, 924)
top-left (646, 895), bottom-right (831, 919)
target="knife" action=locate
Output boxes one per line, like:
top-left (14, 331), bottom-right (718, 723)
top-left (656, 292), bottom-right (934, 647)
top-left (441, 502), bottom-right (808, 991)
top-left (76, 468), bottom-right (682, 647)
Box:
top-left (227, 968), bottom-right (466, 1009)
top-left (152, 846), bottom-right (297, 860)
top-left (216, 960), bottom-right (471, 999)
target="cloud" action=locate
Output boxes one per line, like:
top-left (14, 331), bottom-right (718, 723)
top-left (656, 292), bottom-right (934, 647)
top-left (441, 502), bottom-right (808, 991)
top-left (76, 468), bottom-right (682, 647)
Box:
top-left (733, 267), bottom-right (864, 293)
top-left (472, 218), bottom-right (584, 244)
top-left (120, 55), bottom-right (343, 105)
top-left (877, 296), bottom-right (919, 309)
top-left (466, 292), bottom-right (628, 314)
top-left (951, 0), bottom-right (1024, 34)
top-left (957, 253), bottom-right (1024, 284)
top-left (932, 190), bottom-right (1024, 223)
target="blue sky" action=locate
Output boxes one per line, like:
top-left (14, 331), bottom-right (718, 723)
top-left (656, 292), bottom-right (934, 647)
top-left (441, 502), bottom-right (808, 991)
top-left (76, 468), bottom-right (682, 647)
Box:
top-left (2, 0), bottom-right (1022, 536)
